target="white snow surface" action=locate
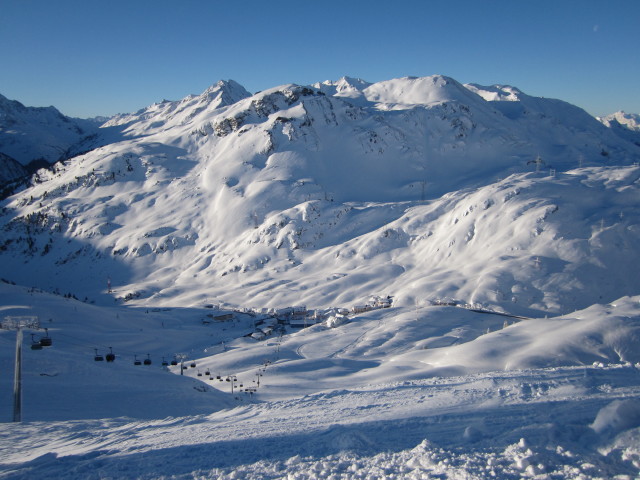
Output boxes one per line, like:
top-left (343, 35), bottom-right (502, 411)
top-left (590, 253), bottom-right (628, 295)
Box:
top-left (1, 285), bottom-right (640, 478)
top-left (0, 75), bottom-right (640, 478)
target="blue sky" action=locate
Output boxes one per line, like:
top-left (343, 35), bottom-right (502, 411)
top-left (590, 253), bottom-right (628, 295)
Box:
top-left (1, 0), bottom-right (638, 118)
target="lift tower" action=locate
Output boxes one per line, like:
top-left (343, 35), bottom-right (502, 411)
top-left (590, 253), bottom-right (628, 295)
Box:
top-left (1, 316), bottom-right (40, 422)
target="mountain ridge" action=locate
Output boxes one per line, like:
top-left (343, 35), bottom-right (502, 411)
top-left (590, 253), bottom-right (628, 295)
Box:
top-left (0, 75), bottom-right (638, 316)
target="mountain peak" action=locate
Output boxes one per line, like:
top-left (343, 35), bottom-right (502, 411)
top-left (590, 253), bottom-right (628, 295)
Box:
top-left (335, 76), bottom-right (371, 89)
top-left (464, 84), bottom-right (524, 102)
top-left (599, 111), bottom-right (640, 132)
top-left (362, 74), bottom-right (481, 107)
top-left (201, 79), bottom-right (251, 106)
top-left (313, 76), bottom-right (371, 99)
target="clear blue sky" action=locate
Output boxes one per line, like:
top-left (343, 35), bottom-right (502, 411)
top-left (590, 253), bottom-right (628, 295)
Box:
top-left (1, 0), bottom-right (638, 118)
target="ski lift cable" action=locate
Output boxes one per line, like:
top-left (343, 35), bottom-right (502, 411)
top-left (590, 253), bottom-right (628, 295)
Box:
top-left (38, 333), bottom-right (156, 358)
top-left (7, 329), bottom-right (198, 364)
top-left (51, 331), bottom-right (144, 356)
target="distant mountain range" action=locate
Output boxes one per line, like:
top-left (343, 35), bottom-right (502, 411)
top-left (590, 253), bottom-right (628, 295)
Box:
top-left (597, 111), bottom-right (640, 147)
top-left (0, 76), bottom-right (638, 315)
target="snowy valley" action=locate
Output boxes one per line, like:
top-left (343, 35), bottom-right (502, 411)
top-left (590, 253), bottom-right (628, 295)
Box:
top-left (1, 75), bottom-right (640, 479)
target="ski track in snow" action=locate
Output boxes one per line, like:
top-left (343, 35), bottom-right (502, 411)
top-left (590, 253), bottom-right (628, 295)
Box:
top-left (1, 366), bottom-right (640, 479)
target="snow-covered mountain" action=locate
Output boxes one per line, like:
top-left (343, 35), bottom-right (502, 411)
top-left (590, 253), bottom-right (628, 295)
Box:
top-left (599, 111), bottom-right (640, 147)
top-left (1, 75), bottom-right (640, 478)
top-left (600, 111), bottom-right (640, 132)
top-left (100, 79), bottom-right (251, 137)
top-left (0, 94), bottom-right (99, 169)
top-left (0, 75), bottom-right (638, 317)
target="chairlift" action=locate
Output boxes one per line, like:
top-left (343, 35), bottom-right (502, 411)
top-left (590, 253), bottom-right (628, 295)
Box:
top-left (190, 361), bottom-right (196, 368)
top-left (162, 357), bottom-right (169, 366)
top-left (105, 347), bottom-right (115, 362)
top-left (143, 354), bottom-right (152, 365)
top-left (197, 370), bottom-right (202, 377)
top-left (31, 334), bottom-right (43, 350)
top-left (205, 369), bottom-right (210, 376)
top-left (39, 328), bottom-right (53, 347)
top-left (134, 355), bottom-right (142, 366)
top-left (94, 348), bottom-right (104, 361)
top-left (170, 357), bottom-right (178, 366)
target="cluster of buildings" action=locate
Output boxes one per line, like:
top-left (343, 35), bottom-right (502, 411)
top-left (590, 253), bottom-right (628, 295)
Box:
top-left (202, 295), bottom-right (393, 340)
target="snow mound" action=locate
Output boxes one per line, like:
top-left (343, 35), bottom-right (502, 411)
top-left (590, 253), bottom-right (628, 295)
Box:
top-left (591, 399), bottom-right (640, 436)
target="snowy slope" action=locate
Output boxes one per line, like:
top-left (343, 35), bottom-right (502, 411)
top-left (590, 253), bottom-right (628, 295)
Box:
top-left (0, 161), bottom-right (638, 317)
top-left (0, 283), bottom-right (639, 478)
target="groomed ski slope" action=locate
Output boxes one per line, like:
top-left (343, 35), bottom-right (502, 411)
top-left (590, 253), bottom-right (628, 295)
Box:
top-left (2, 365), bottom-right (640, 480)
top-left (0, 285), bottom-right (639, 479)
